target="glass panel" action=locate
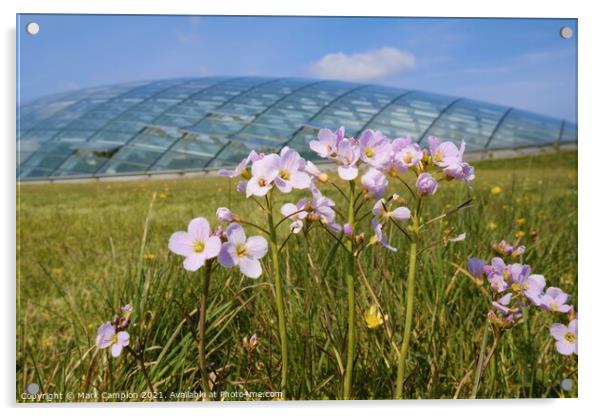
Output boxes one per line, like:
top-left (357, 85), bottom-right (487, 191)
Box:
top-left (426, 99), bottom-right (508, 150)
top-left (168, 132), bottom-right (228, 158)
top-left (151, 152), bottom-right (211, 171)
top-left (365, 91), bottom-right (457, 140)
top-left (103, 146), bottom-right (163, 168)
top-left (56, 152), bottom-right (110, 174)
top-left (128, 126), bottom-right (181, 150)
top-left (560, 121), bottom-right (577, 143)
top-left (488, 110), bottom-right (562, 149)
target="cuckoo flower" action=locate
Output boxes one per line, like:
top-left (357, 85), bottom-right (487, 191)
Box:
top-left (550, 319), bottom-right (578, 355)
top-left (428, 136), bottom-right (465, 168)
top-left (280, 198), bottom-right (308, 234)
top-left (361, 167), bottom-right (389, 199)
top-left (485, 257), bottom-right (513, 293)
top-left (305, 161), bottom-right (329, 183)
top-left (370, 219), bottom-right (397, 252)
top-left (540, 287), bottom-right (572, 313)
top-left (309, 127), bottom-right (345, 159)
top-left (218, 223), bottom-right (268, 279)
top-left (394, 143), bottom-right (423, 169)
top-left (96, 322), bottom-right (130, 358)
top-left (246, 153), bottom-right (280, 197)
top-left (216, 207), bottom-right (235, 223)
top-left (218, 150), bottom-right (261, 179)
top-left (444, 161), bottom-right (475, 181)
top-left (416, 172), bottom-right (438, 196)
top-left (492, 293), bottom-right (517, 317)
top-left (308, 182), bottom-right (338, 228)
top-left (335, 138), bottom-right (361, 180)
top-left (508, 264), bottom-right (546, 305)
top-left (359, 129), bottom-right (393, 168)
top-left (169, 217), bottom-right (222, 272)
top-left (372, 199), bottom-right (411, 223)
top-left (274, 147), bottom-right (311, 193)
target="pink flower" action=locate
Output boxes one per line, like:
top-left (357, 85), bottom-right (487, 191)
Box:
top-left (218, 150), bottom-right (261, 178)
top-left (416, 172), bottom-right (438, 195)
top-left (370, 219), bottom-right (397, 252)
top-left (216, 207), bottom-right (234, 222)
top-left (309, 127), bottom-right (345, 159)
top-left (305, 161), bottom-right (329, 183)
top-left (280, 198), bottom-right (308, 234)
top-left (308, 183), bottom-right (340, 230)
top-left (245, 154), bottom-right (280, 197)
top-left (394, 143), bottom-right (423, 168)
top-left (540, 287), bottom-right (572, 313)
top-left (168, 217), bottom-right (222, 271)
top-left (335, 138), bottom-right (360, 180)
top-left (96, 322), bottom-right (130, 358)
top-left (428, 136), bottom-right (465, 168)
top-left (274, 147), bottom-right (311, 193)
top-left (444, 162), bottom-right (475, 181)
top-left (550, 319), bottom-right (577, 355)
top-left (361, 167), bottom-right (388, 198)
top-left (358, 129), bottom-right (393, 168)
top-left (372, 199), bottom-right (411, 222)
top-left (218, 223), bottom-right (268, 278)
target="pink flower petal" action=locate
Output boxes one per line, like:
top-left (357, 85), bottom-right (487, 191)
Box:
top-left (111, 343), bottom-right (124, 357)
top-left (217, 243), bottom-right (236, 268)
top-left (168, 231), bottom-right (194, 257)
top-left (338, 165), bottom-right (358, 181)
top-left (246, 236), bottom-right (268, 259)
top-left (187, 217), bottom-right (211, 241)
top-left (226, 223), bottom-right (246, 246)
top-left (204, 236), bottom-right (222, 259)
top-left (550, 323), bottom-right (568, 341)
top-left (183, 253), bottom-right (205, 271)
top-left (239, 257), bottom-right (262, 279)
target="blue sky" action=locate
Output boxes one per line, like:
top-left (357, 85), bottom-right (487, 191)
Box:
top-left (17, 15), bottom-right (577, 121)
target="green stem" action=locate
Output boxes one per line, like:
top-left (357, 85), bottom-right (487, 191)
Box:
top-left (395, 240), bottom-right (417, 398)
top-left (343, 180), bottom-right (356, 400)
top-left (395, 211), bottom-right (420, 399)
top-left (267, 192), bottom-right (288, 399)
top-left (198, 259), bottom-right (213, 400)
top-left (471, 322), bottom-right (490, 399)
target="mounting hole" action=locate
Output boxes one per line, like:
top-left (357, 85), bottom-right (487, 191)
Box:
top-left (26, 22), bottom-right (40, 36)
top-left (560, 26), bottom-right (573, 39)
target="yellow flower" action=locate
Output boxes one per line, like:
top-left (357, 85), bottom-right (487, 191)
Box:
top-left (515, 218), bottom-right (526, 226)
top-left (490, 186), bottom-right (502, 195)
top-left (159, 192), bottom-right (167, 199)
top-left (487, 222), bottom-right (497, 230)
top-left (364, 305), bottom-right (384, 329)
top-left (515, 230), bottom-right (526, 239)
top-left (144, 253), bottom-right (156, 261)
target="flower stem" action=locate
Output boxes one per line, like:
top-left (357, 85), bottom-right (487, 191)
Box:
top-left (267, 192), bottom-right (288, 399)
top-left (394, 214), bottom-right (419, 399)
top-left (471, 322), bottom-right (490, 399)
top-left (343, 180), bottom-right (356, 400)
top-left (198, 259), bottom-right (213, 401)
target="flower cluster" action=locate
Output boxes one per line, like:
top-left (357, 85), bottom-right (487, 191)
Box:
top-left (492, 240), bottom-right (525, 258)
top-left (169, 217), bottom-right (268, 279)
top-left (309, 128), bottom-right (475, 189)
top-left (95, 304), bottom-right (132, 358)
top-left (468, 251), bottom-right (577, 356)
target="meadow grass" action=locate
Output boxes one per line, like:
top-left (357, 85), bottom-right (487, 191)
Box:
top-left (16, 150), bottom-right (577, 401)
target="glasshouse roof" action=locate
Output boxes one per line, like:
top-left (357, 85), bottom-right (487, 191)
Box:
top-left (17, 76), bottom-right (577, 180)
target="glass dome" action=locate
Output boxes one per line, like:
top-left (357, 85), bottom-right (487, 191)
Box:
top-left (17, 76), bottom-right (577, 180)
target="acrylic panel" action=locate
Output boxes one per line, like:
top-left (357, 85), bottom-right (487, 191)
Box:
top-left (16, 14), bottom-right (577, 402)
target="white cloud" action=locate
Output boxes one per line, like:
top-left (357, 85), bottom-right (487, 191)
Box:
top-left (309, 47), bottom-right (416, 82)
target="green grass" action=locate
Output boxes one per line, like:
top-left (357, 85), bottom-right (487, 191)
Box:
top-left (16, 150), bottom-right (578, 401)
